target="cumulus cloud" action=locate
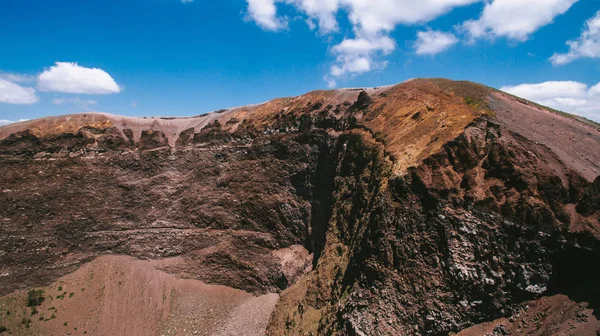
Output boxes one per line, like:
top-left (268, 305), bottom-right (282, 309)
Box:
top-left (501, 81), bottom-right (600, 122)
top-left (551, 11), bottom-right (600, 65)
top-left (415, 30), bottom-right (458, 55)
top-left (462, 0), bottom-right (578, 41)
top-left (0, 78), bottom-right (39, 105)
top-left (244, 1), bottom-right (583, 86)
top-left (327, 36), bottom-right (395, 80)
top-left (246, 0), bottom-right (287, 31)
top-left (245, 0), bottom-right (479, 86)
top-left (38, 62), bottom-right (121, 95)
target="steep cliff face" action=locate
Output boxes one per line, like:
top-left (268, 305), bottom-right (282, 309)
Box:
top-left (0, 79), bottom-right (599, 335)
top-left (270, 117), bottom-right (600, 335)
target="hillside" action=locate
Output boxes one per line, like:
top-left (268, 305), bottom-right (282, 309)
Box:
top-left (0, 78), bottom-right (599, 335)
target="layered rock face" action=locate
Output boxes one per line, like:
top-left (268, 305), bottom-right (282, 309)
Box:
top-left (0, 79), bottom-right (599, 335)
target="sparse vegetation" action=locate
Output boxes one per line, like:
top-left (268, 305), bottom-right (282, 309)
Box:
top-left (21, 318), bottom-right (32, 329)
top-left (27, 289), bottom-right (45, 307)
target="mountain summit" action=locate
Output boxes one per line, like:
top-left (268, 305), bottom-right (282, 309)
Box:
top-left (1, 79), bottom-right (599, 335)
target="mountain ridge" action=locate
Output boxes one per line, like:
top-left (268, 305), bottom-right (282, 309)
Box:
top-left (0, 78), bottom-right (599, 335)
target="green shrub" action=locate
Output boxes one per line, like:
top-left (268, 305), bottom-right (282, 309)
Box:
top-left (27, 289), bottom-right (45, 307)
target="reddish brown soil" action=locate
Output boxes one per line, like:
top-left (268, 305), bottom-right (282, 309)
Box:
top-left (0, 255), bottom-right (278, 336)
top-left (458, 294), bottom-right (600, 336)
top-left (490, 91), bottom-right (600, 182)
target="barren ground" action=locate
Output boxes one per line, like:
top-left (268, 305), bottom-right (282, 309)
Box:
top-left (0, 256), bottom-right (278, 336)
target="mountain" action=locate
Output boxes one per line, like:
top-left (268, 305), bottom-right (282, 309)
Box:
top-left (0, 78), bottom-right (599, 335)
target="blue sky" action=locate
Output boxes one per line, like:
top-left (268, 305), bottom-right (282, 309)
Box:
top-left (1, 0), bottom-right (599, 123)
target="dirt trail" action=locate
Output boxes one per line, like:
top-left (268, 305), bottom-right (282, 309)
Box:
top-left (0, 255), bottom-right (278, 336)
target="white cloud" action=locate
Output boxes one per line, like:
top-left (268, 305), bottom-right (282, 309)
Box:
top-left (246, 0), bottom-right (287, 31)
top-left (336, 0), bottom-right (478, 36)
top-left (0, 119), bottom-right (29, 127)
top-left (0, 78), bottom-right (39, 105)
top-left (332, 36), bottom-right (396, 56)
top-left (244, 0), bottom-right (480, 86)
top-left (324, 76), bottom-right (337, 89)
top-left (328, 36), bottom-right (395, 78)
top-left (462, 0), bottom-right (578, 41)
top-left (0, 72), bottom-right (36, 84)
top-left (415, 30), bottom-right (458, 55)
top-left (244, 1), bottom-right (583, 86)
top-left (501, 81), bottom-right (600, 122)
top-left (550, 11), bottom-right (600, 65)
top-left (38, 62), bottom-right (121, 95)
top-left (289, 0), bottom-right (340, 33)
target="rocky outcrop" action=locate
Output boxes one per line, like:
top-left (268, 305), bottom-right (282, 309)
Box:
top-left (0, 79), bottom-right (599, 335)
top-left (267, 112), bottom-right (600, 335)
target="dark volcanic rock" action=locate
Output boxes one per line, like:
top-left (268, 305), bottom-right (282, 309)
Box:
top-left (0, 79), bottom-right (599, 336)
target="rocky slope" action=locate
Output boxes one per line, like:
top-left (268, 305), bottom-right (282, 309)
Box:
top-left (0, 78), bottom-right (599, 335)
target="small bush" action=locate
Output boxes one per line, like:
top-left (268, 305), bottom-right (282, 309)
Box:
top-left (21, 318), bottom-right (32, 329)
top-left (27, 289), bottom-right (45, 307)
top-left (0, 326), bottom-right (7, 333)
